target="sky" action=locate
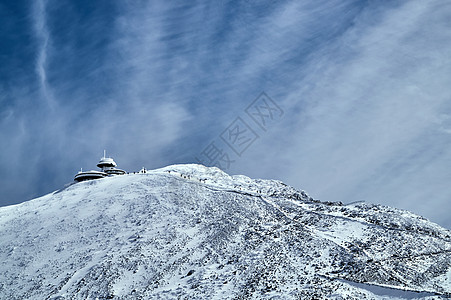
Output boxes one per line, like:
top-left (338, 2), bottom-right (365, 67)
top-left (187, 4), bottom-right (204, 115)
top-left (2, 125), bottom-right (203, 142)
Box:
top-left (1, 0), bottom-right (451, 229)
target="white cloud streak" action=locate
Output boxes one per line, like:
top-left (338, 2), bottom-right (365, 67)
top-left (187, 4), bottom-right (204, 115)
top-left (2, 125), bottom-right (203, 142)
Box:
top-left (32, 0), bottom-right (55, 110)
top-left (235, 0), bottom-right (451, 228)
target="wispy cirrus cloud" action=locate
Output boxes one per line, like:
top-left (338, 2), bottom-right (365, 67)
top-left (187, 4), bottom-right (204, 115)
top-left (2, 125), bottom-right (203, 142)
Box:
top-left (32, 0), bottom-right (56, 110)
top-left (236, 0), bottom-right (451, 228)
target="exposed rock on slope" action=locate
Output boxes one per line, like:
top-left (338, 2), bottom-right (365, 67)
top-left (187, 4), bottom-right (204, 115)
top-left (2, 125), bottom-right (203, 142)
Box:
top-left (0, 164), bottom-right (450, 299)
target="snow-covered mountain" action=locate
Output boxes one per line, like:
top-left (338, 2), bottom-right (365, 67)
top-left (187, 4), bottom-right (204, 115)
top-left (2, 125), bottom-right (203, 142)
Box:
top-left (0, 164), bottom-right (450, 299)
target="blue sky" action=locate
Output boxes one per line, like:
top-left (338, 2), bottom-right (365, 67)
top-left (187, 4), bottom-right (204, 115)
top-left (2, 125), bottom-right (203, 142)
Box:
top-left (1, 0), bottom-right (451, 229)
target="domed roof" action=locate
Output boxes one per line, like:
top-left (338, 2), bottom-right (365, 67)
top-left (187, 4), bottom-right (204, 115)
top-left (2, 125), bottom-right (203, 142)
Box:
top-left (74, 170), bottom-right (107, 182)
top-left (97, 157), bottom-right (117, 168)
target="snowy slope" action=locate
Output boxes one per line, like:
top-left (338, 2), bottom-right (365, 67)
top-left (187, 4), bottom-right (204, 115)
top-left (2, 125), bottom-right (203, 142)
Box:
top-left (0, 164), bottom-right (450, 299)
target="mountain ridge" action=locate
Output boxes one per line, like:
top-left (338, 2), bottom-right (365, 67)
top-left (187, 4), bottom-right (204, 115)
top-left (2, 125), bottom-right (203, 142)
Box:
top-left (0, 164), bottom-right (450, 299)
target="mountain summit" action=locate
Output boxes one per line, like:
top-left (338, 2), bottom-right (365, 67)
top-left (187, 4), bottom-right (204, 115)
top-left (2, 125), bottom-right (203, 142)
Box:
top-left (1, 164), bottom-right (450, 299)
